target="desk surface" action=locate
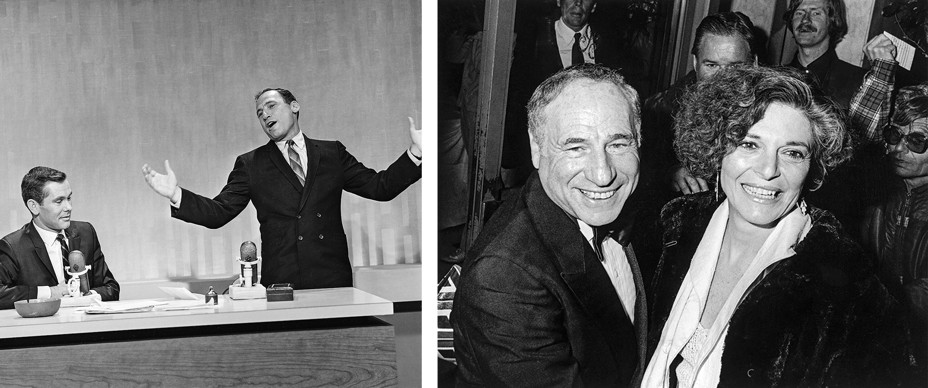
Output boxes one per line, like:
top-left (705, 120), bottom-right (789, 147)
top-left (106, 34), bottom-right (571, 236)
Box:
top-left (0, 287), bottom-right (393, 340)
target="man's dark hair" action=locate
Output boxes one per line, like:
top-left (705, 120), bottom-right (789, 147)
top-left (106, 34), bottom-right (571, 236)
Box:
top-left (21, 166), bottom-right (66, 206)
top-left (892, 84), bottom-right (928, 127)
top-left (255, 88), bottom-right (299, 118)
top-left (783, 0), bottom-right (849, 47)
top-left (691, 12), bottom-right (758, 59)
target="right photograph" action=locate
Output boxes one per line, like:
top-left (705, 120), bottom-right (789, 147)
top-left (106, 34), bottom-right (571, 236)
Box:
top-left (436, 0), bottom-right (927, 387)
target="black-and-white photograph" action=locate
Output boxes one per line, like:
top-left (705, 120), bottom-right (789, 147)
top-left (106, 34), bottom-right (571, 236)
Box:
top-left (0, 0), bottom-right (422, 386)
top-left (438, 0), bottom-right (926, 386)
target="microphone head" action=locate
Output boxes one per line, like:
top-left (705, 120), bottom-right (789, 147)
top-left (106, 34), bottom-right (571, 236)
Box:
top-left (67, 250), bottom-right (86, 272)
top-left (240, 241), bottom-right (257, 262)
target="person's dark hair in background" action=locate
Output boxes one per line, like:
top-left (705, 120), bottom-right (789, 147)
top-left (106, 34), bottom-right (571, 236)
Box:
top-left (691, 11), bottom-right (758, 61)
top-left (21, 167), bottom-right (66, 207)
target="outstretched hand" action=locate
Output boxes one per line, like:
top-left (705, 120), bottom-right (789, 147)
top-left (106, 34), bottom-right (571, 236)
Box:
top-left (408, 116), bottom-right (422, 159)
top-left (141, 160), bottom-right (180, 202)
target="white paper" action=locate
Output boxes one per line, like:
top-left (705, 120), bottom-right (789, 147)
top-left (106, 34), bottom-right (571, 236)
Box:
top-left (159, 286), bottom-right (204, 301)
top-left (153, 300), bottom-right (217, 311)
top-left (59, 293), bottom-right (102, 308)
top-left (82, 299), bottom-right (168, 314)
top-left (883, 31), bottom-right (915, 71)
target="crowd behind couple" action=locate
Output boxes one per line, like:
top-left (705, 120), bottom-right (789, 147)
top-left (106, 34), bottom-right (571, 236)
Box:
top-left (449, 0), bottom-right (927, 386)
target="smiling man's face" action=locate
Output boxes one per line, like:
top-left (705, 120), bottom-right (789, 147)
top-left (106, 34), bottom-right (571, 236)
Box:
top-left (255, 90), bottom-right (300, 142)
top-left (530, 79), bottom-right (639, 227)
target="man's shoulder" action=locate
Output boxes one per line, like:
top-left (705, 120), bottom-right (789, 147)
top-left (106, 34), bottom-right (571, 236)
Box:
top-left (67, 221), bottom-right (95, 235)
top-left (0, 223), bottom-right (30, 246)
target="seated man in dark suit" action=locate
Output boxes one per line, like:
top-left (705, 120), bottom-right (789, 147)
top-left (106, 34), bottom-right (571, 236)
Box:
top-left (142, 88), bottom-right (421, 290)
top-left (452, 64), bottom-right (650, 387)
top-left (0, 167), bottom-right (119, 309)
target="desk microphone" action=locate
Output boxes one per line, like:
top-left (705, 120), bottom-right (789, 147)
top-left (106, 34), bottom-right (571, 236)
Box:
top-left (241, 241), bottom-right (257, 262)
top-left (67, 250), bottom-right (90, 296)
top-left (240, 241), bottom-right (258, 287)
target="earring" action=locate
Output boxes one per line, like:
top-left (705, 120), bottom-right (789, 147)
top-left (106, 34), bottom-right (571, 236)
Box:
top-left (798, 198), bottom-right (808, 215)
top-left (714, 170), bottom-right (721, 202)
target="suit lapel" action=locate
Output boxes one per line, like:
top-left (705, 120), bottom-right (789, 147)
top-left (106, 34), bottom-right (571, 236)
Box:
top-left (266, 140), bottom-right (304, 193)
top-left (298, 135), bottom-right (320, 211)
top-left (523, 175), bottom-right (637, 364)
top-left (25, 223), bottom-right (57, 280)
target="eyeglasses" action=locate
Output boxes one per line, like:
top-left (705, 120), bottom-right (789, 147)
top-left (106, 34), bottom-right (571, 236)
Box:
top-left (883, 124), bottom-right (928, 154)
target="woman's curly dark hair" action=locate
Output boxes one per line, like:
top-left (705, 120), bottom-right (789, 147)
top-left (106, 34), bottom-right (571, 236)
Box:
top-left (673, 66), bottom-right (853, 192)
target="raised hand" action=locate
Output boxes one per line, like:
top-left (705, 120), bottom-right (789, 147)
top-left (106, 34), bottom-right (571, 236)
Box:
top-left (141, 160), bottom-right (180, 202)
top-left (408, 116), bottom-right (422, 159)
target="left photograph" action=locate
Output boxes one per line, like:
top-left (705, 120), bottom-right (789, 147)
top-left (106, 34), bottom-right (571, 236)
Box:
top-left (0, 0), bottom-right (422, 386)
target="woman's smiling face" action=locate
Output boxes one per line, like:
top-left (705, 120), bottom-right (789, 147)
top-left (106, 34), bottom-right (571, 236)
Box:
top-left (721, 102), bottom-right (813, 229)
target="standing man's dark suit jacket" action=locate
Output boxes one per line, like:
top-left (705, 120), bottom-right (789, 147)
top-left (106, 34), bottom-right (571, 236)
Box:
top-left (172, 136), bottom-right (420, 290)
top-left (451, 173), bottom-right (649, 387)
top-left (0, 221), bottom-right (119, 309)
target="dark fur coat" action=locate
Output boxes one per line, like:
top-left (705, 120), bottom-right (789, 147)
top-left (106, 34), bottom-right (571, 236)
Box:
top-left (647, 192), bottom-right (909, 387)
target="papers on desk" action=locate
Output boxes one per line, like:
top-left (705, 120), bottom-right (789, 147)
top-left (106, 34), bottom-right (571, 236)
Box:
top-left (59, 293), bottom-right (102, 308)
top-left (79, 287), bottom-right (217, 314)
top-left (83, 300), bottom-right (166, 314)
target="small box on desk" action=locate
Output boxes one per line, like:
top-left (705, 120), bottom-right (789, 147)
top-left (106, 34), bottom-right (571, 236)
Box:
top-left (267, 283), bottom-right (294, 302)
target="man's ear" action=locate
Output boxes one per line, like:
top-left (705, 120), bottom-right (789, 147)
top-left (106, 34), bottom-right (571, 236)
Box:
top-left (529, 131), bottom-right (541, 169)
top-left (290, 101), bottom-right (300, 114)
top-left (26, 199), bottom-right (40, 217)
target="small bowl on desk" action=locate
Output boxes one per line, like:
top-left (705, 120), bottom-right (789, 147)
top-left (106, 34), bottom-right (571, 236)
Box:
top-left (14, 298), bottom-right (61, 318)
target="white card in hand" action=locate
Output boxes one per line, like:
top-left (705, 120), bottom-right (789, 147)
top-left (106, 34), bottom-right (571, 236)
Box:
top-left (883, 31), bottom-right (915, 71)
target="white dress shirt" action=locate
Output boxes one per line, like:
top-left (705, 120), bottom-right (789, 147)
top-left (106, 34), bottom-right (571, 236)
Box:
top-left (32, 222), bottom-right (67, 299)
top-left (555, 19), bottom-right (594, 68)
top-left (578, 221), bottom-right (636, 323)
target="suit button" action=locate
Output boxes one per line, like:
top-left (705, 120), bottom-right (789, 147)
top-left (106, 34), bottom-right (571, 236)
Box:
top-left (316, 213), bottom-right (322, 218)
top-left (318, 234), bottom-right (324, 240)
top-left (297, 215), bottom-right (302, 219)
top-left (297, 236), bottom-right (303, 241)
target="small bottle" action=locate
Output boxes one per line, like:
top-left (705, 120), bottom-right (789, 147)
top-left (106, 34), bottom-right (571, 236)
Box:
top-left (206, 286), bottom-right (218, 305)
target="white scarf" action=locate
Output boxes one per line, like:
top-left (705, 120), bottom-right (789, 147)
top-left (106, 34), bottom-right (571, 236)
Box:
top-left (641, 200), bottom-right (812, 387)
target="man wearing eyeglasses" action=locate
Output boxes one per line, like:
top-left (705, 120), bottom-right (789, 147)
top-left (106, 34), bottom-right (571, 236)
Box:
top-left (862, 84), bottom-right (928, 385)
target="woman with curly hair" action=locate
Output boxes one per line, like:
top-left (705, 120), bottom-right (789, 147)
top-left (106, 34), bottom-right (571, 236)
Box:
top-left (642, 66), bottom-right (902, 386)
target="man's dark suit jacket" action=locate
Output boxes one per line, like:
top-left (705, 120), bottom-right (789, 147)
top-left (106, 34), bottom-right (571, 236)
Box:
top-left (451, 172), bottom-right (649, 387)
top-left (787, 48), bottom-right (865, 111)
top-left (0, 221), bottom-right (119, 309)
top-left (172, 136), bottom-right (420, 290)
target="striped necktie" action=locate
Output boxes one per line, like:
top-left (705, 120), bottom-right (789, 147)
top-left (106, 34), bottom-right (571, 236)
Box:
top-left (286, 140), bottom-right (305, 186)
top-left (56, 233), bottom-right (71, 280)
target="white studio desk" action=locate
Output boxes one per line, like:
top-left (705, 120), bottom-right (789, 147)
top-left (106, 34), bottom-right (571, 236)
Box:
top-left (0, 287), bottom-right (398, 387)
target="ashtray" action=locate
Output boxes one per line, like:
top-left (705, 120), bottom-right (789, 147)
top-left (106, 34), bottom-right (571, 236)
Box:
top-left (267, 283), bottom-right (294, 302)
top-left (14, 298), bottom-right (61, 318)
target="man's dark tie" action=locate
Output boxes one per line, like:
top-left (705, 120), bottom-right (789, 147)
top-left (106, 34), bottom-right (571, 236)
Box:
top-left (592, 226), bottom-right (608, 262)
top-left (572, 32), bottom-right (584, 66)
top-left (56, 233), bottom-right (70, 280)
top-left (286, 140), bottom-right (305, 186)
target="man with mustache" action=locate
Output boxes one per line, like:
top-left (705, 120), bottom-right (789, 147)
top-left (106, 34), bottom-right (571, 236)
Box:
top-left (452, 64), bottom-right (651, 387)
top-left (0, 167), bottom-right (119, 309)
top-left (783, 0), bottom-right (864, 110)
